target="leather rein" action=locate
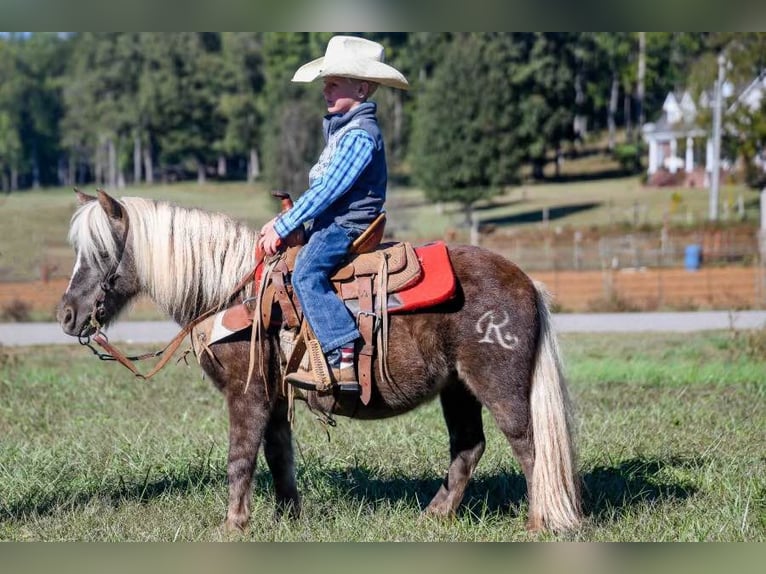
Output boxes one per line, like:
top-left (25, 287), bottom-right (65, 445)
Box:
top-left (78, 208), bottom-right (262, 380)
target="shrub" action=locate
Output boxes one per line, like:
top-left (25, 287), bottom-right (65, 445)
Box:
top-left (1, 299), bottom-right (32, 322)
top-left (612, 143), bottom-right (644, 173)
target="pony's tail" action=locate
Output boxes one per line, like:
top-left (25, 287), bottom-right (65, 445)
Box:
top-left (528, 281), bottom-right (582, 532)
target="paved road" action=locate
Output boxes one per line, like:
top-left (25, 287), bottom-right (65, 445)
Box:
top-left (2, 311), bottom-right (765, 346)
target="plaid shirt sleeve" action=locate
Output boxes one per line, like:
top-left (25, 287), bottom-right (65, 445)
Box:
top-left (273, 130), bottom-right (375, 237)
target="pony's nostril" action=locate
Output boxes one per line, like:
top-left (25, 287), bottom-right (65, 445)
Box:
top-left (59, 305), bottom-right (75, 330)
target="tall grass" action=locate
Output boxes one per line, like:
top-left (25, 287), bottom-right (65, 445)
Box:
top-left (0, 331), bottom-right (763, 541)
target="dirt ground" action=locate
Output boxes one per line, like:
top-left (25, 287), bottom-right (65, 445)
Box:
top-left (2, 265), bottom-right (764, 322)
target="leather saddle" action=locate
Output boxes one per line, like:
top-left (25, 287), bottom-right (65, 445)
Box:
top-left (193, 193), bottom-right (455, 408)
top-left (257, 212), bottom-right (422, 404)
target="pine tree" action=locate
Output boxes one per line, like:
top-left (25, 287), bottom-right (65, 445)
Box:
top-left (410, 33), bottom-right (525, 224)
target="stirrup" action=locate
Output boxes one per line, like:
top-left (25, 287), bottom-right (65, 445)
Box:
top-left (285, 367), bottom-right (361, 394)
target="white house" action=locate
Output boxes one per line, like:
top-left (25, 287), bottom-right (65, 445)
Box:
top-left (641, 90), bottom-right (712, 185)
top-left (642, 71), bottom-right (766, 186)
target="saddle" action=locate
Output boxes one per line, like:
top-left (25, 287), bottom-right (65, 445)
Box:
top-left (195, 196), bottom-right (456, 407)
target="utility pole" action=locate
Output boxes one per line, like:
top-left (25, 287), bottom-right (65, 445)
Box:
top-left (709, 53), bottom-right (726, 221)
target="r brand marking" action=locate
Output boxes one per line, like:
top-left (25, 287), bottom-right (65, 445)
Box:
top-left (476, 310), bottom-right (519, 350)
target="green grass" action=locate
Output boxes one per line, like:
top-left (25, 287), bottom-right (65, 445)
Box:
top-left (0, 183), bottom-right (279, 282)
top-left (0, 331), bottom-right (763, 541)
top-left (1, 175), bottom-right (760, 282)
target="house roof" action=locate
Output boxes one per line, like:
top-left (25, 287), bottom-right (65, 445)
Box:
top-left (727, 69), bottom-right (766, 114)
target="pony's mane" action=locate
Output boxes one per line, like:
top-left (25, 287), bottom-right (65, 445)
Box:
top-left (70, 197), bottom-right (260, 323)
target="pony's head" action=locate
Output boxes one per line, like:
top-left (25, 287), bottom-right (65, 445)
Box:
top-left (57, 190), bottom-right (141, 337)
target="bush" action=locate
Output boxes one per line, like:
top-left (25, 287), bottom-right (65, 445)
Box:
top-left (2, 299), bottom-right (32, 322)
top-left (612, 143), bottom-right (644, 173)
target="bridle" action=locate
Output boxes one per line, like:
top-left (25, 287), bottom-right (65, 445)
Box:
top-left (77, 203), bottom-right (262, 379)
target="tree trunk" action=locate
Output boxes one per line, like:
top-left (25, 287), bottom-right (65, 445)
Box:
top-left (94, 144), bottom-right (103, 186)
top-left (68, 156), bottom-right (76, 186)
top-left (608, 72), bottom-right (619, 151)
top-left (574, 69), bottom-right (586, 142)
top-left (143, 145), bottom-right (154, 184)
top-left (108, 138), bottom-right (117, 189)
top-left (32, 149), bottom-right (40, 189)
top-left (133, 134), bottom-right (142, 184)
top-left (248, 147), bottom-right (260, 182)
top-left (11, 166), bottom-right (18, 191)
top-left (393, 91), bottom-right (404, 163)
top-left (636, 32), bottom-right (646, 139)
top-left (624, 89), bottom-right (633, 142)
top-left (197, 159), bottom-right (206, 184)
top-left (217, 155), bottom-right (227, 177)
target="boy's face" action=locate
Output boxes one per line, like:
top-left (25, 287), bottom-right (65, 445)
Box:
top-left (323, 76), bottom-right (366, 115)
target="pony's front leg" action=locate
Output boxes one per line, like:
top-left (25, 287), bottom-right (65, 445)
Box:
top-left (263, 398), bottom-right (301, 518)
top-left (223, 385), bottom-right (270, 532)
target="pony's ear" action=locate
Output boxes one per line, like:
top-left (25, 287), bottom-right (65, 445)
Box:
top-left (74, 188), bottom-right (97, 205)
top-left (96, 189), bottom-right (124, 221)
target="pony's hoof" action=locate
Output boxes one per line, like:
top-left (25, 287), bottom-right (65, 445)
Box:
top-left (223, 516), bottom-right (248, 534)
top-left (422, 505), bottom-right (455, 520)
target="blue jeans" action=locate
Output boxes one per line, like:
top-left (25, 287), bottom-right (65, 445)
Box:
top-left (291, 222), bottom-right (360, 353)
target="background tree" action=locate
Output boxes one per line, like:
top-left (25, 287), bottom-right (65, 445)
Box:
top-left (410, 33), bottom-right (526, 224)
top-left (0, 37), bottom-right (23, 191)
top-left (516, 33), bottom-right (580, 179)
top-left (260, 32), bottom-right (329, 195)
top-left (218, 32), bottom-right (265, 182)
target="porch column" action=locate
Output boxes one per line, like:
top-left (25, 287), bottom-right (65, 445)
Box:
top-left (685, 136), bottom-right (694, 173)
top-left (669, 139), bottom-right (678, 173)
top-left (648, 139), bottom-right (658, 174)
top-left (705, 138), bottom-right (713, 172)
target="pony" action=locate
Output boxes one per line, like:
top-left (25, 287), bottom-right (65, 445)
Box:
top-left (57, 189), bottom-right (582, 533)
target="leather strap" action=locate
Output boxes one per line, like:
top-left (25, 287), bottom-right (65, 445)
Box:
top-left (91, 307), bottom-right (214, 380)
top-left (89, 259), bottom-right (261, 380)
top-left (356, 274), bottom-right (375, 405)
top-left (270, 260), bottom-right (301, 329)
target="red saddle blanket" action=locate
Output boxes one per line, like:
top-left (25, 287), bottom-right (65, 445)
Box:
top-left (387, 241), bottom-right (456, 313)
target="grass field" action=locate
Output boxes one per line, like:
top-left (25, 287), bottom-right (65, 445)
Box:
top-left (0, 331), bottom-right (763, 541)
top-left (0, 176), bottom-right (760, 283)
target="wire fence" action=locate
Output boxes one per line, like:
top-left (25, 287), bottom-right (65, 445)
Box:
top-left (480, 228), bottom-right (761, 272)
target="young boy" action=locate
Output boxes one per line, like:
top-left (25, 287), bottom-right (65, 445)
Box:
top-left (258, 35), bottom-right (409, 392)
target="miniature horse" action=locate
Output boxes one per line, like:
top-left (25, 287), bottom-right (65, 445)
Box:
top-left (57, 190), bottom-right (581, 532)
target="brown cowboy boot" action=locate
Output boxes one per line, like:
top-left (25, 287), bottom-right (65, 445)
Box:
top-left (285, 339), bottom-right (361, 394)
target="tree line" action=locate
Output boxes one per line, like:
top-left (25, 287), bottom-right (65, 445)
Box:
top-left (0, 32), bottom-right (763, 207)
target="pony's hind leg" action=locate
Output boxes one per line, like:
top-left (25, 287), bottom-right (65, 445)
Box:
top-left (263, 398), bottom-right (301, 519)
top-left (425, 381), bottom-right (486, 517)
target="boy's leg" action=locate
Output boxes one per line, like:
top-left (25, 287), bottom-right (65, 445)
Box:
top-left (288, 223), bottom-right (360, 388)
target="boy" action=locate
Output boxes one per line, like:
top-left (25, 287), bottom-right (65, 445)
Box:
top-left (258, 35), bottom-right (409, 392)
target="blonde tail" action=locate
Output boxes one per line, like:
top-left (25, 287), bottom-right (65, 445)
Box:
top-left (528, 281), bottom-right (582, 531)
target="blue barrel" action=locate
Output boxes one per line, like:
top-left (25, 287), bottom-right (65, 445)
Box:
top-left (684, 244), bottom-right (701, 270)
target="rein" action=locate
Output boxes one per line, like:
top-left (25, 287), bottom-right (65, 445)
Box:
top-left (81, 264), bottom-right (261, 379)
top-left (80, 204), bottom-right (263, 380)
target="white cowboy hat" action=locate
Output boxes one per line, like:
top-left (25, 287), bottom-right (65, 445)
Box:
top-left (292, 35), bottom-right (409, 90)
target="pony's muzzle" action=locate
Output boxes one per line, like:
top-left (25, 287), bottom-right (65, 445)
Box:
top-left (57, 301), bottom-right (82, 336)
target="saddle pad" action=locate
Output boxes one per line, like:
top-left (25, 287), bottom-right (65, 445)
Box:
top-left (387, 241), bottom-right (456, 313)
top-left (213, 241), bottom-right (456, 345)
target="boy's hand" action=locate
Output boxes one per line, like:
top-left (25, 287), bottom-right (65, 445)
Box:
top-left (258, 218), bottom-right (282, 257)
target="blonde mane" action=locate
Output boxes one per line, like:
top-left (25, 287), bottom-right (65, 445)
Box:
top-left (70, 196), bottom-right (260, 324)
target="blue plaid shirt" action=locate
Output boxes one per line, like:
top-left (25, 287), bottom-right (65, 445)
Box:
top-left (274, 130), bottom-right (375, 238)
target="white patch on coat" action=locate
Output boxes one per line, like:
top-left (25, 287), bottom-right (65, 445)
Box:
top-left (65, 249), bottom-right (83, 294)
